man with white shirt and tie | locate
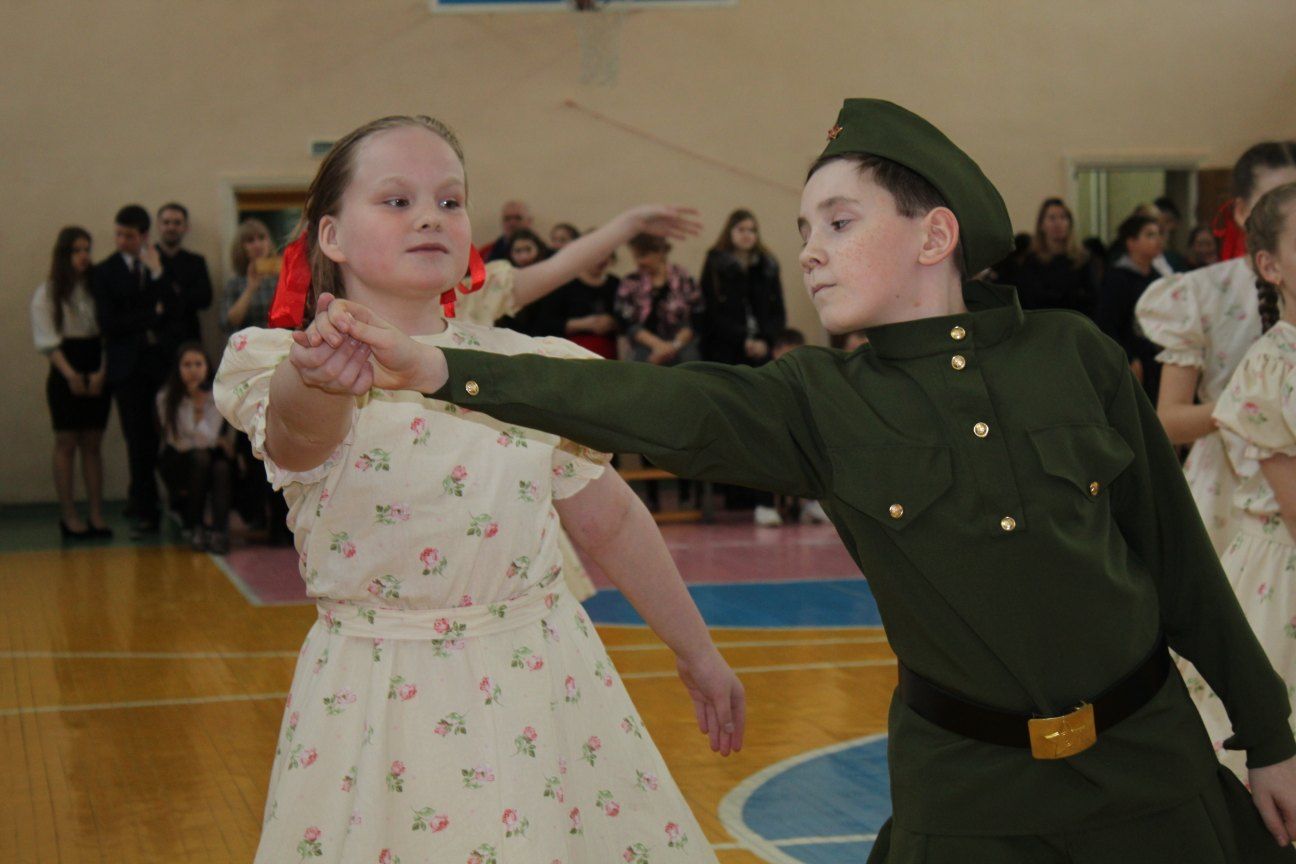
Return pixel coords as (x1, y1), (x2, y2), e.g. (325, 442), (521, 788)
(93, 204), (167, 534)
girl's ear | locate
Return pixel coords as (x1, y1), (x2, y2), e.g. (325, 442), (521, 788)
(318, 215), (346, 265)
(917, 206), (960, 268)
(1255, 249), (1283, 287)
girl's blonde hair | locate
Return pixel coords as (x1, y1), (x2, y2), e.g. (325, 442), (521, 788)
(1246, 181), (1296, 333)
(230, 218), (272, 274)
(1029, 197), (1087, 266)
(296, 115), (466, 320)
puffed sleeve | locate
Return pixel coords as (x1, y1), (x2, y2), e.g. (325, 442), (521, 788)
(30, 284), (59, 353)
(454, 260), (518, 326)
(1213, 336), (1296, 463)
(213, 327), (355, 490)
(529, 336), (612, 499)
(1135, 271), (1205, 368)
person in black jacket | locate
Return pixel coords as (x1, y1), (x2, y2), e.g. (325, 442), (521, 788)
(699, 209), (786, 366)
(92, 204), (168, 533)
(1014, 198), (1100, 317)
(154, 202), (213, 357)
(1097, 213), (1165, 405)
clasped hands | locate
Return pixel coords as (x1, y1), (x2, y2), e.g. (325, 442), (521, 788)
(288, 294), (448, 397)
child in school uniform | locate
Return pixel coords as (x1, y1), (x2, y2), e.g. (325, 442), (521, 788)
(216, 115), (742, 864)
(320, 99), (1296, 862)
(1191, 183), (1296, 778)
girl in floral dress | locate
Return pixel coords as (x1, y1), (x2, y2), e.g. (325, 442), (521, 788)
(1135, 142), (1296, 553)
(1191, 182), (1296, 778)
(215, 115), (743, 864)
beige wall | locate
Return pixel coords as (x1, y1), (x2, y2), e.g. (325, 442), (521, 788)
(4, 0), (1295, 502)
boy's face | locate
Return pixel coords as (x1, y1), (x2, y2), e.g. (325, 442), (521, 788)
(158, 208), (188, 245)
(798, 161), (930, 334)
(115, 225), (145, 257)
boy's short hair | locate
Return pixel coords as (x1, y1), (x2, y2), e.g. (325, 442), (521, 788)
(115, 204), (151, 233)
(628, 233), (670, 256)
(158, 202), (189, 221)
(774, 328), (806, 348)
(807, 153), (966, 278)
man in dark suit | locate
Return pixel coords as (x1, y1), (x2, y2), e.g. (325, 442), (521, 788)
(154, 202), (213, 356)
(478, 199), (532, 262)
(93, 204), (167, 533)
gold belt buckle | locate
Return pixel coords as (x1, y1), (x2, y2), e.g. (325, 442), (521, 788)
(1027, 703), (1096, 760)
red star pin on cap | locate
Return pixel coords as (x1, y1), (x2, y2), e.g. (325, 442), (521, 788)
(827, 124), (843, 141)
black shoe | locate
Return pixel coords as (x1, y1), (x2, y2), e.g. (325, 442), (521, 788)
(59, 519), (90, 539)
(87, 523), (115, 539)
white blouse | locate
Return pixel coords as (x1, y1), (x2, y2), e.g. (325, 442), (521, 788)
(30, 282), (99, 353)
(156, 390), (226, 452)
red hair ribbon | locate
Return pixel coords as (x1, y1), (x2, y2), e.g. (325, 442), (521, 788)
(439, 245), (487, 319)
(268, 233), (311, 329)
(1212, 200), (1247, 261)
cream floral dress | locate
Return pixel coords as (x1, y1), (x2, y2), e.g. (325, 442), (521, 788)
(215, 320), (713, 864)
(457, 260), (598, 602)
(1135, 257), (1261, 553)
(1179, 320), (1296, 779)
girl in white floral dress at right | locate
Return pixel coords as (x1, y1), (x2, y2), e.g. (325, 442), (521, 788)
(1195, 182), (1296, 779)
(215, 114), (743, 864)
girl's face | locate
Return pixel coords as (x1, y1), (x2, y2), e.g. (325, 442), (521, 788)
(244, 232), (272, 262)
(179, 350), (208, 391)
(1238, 166), (1296, 225)
(320, 126), (471, 300)
(730, 219), (758, 251)
(510, 238), (540, 267)
(798, 160), (929, 334)
(549, 226), (576, 249)
(1041, 205), (1071, 244)
(1127, 223), (1163, 263)
(70, 237), (92, 274)
(1190, 230), (1219, 265)
(1255, 203), (1296, 302)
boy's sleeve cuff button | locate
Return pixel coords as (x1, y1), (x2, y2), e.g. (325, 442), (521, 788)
(465, 380), (480, 396)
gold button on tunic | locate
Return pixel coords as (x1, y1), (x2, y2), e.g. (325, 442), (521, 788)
(950, 325), (967, 341)
(973, 422), (989, 438)
(889, 503), (905, 519)
(951, 355), (967, 371)
(465, 380), (480, 396)
(1089, 481), (1101, 496)
(1000, 515), (1017, 532)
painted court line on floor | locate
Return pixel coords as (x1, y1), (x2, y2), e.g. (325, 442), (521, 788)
(719, 733), (889, 864)
(0, 659), (897, 716)
(0, 635), (890, 661)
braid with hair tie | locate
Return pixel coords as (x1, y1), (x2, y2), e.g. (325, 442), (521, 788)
(1257, 277), (1282, 334)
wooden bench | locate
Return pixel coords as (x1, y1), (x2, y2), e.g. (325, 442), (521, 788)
(617, 466), (714, 524)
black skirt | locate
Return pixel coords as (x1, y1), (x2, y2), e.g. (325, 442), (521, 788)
(46, 336), (111, 431)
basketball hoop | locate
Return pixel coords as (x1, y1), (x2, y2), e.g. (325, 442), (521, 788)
(576, 0), (622, 85)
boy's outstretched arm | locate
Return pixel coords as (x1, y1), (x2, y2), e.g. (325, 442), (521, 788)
(556, 469), (744, 755)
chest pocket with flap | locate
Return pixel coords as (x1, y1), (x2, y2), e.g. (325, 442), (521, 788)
(1028, 423), (1135, 501)
(829, 445), (954, 531)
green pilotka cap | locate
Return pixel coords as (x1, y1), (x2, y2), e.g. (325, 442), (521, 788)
(819, 99), (1013, 276)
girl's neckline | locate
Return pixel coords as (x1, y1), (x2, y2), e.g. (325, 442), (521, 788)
(410, 318), (460, 344)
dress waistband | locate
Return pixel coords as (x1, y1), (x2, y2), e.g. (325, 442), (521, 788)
(1236, 513), (1296, 547)
(317, 579), (568, 642)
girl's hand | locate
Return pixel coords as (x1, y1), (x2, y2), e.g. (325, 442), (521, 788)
(1250, 756), (1296, 846)
(297, 294), (446, 393)
(87, 369), (106, 396)
(675, 647), (745, 756)
(287, 328), (374, 397)
(618, 205), (704, 243)
(65, 371), (88, 398)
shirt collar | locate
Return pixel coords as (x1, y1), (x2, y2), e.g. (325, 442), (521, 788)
(861, 280), (1024, 360)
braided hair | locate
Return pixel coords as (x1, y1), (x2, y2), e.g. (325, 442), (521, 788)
(1244, 182), (1296, 333)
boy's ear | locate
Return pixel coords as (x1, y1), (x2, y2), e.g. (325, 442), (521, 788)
(917, 206), (960, 268)
(318, 215), (346, 265)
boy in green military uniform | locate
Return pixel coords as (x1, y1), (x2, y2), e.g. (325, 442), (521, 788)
(291, 100), (1296, 861)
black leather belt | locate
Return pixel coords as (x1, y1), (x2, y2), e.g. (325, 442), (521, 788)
(898, 637), (1170, 759)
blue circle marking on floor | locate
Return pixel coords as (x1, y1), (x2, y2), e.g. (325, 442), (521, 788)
(584, 578), (882, 628)
(718, 734), (891, 863)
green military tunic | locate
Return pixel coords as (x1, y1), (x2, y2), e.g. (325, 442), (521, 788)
(432, 281), (1295, 859)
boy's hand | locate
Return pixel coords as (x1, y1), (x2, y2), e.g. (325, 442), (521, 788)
(298, 294), (447, 393)
(675, 647), (745, 757)
(1251, 756), (1296, 846)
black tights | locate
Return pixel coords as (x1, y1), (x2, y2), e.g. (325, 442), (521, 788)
(160, 447), (231, 531)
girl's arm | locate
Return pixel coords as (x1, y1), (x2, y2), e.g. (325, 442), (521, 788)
(511, 206), (701, 309)
(264, 335), (374, 472)
(555, 468), (743, 755)
(1155, 363), (1216, 445)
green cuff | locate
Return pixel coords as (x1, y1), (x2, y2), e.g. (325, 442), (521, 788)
(1226, 723), (1296, 770)
(429, 348), (497, 405)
